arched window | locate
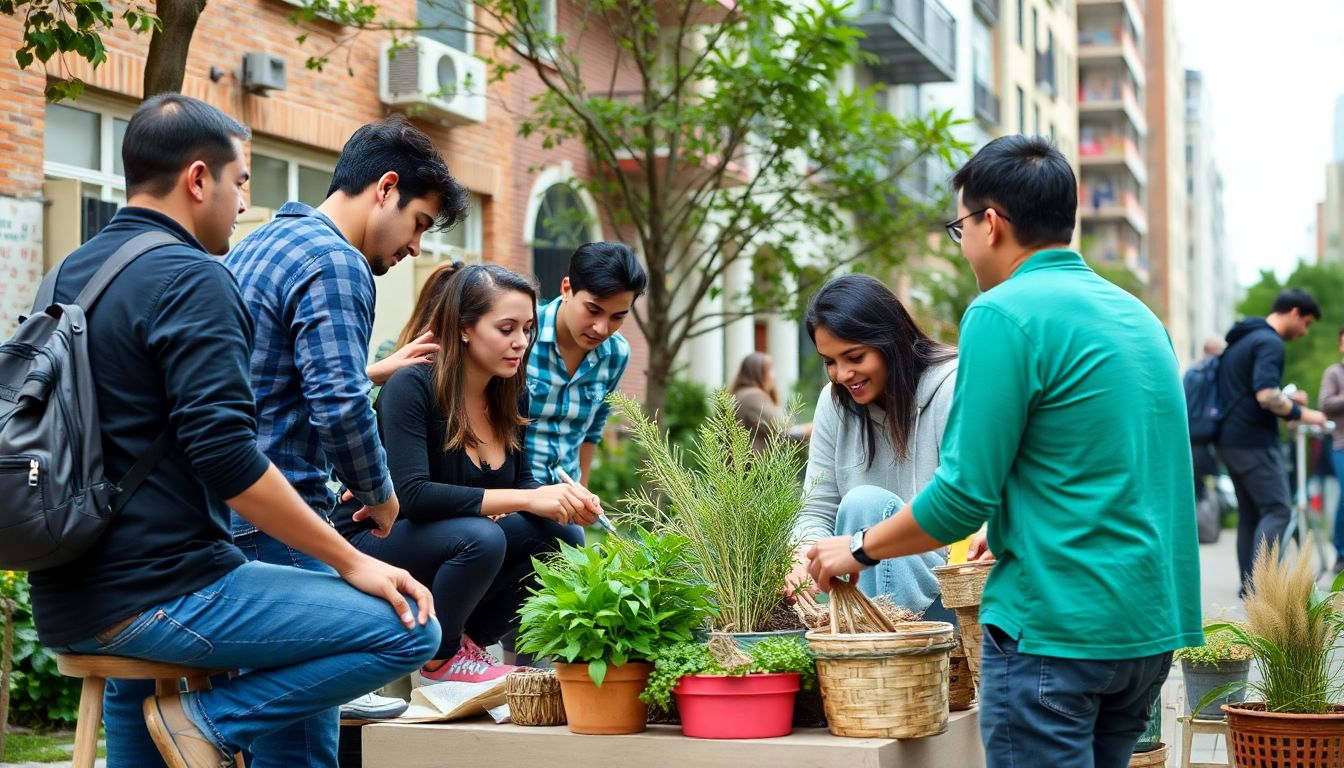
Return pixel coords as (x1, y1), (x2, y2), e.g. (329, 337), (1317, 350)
(532, 184), (591, 301)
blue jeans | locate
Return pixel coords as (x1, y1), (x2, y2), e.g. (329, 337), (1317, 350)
(65, 558), (440, 768)
(1332, 446), (1344, 560)
(835, 485), (953, 624)
(979, 625), (1172, 768)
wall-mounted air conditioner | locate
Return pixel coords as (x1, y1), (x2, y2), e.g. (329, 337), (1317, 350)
(379, 37), (487, 126)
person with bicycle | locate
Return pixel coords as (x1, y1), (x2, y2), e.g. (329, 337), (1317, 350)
(1215, 288), (1328, 593)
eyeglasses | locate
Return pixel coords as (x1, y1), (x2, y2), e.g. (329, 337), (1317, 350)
(944, 208), (1011, 244)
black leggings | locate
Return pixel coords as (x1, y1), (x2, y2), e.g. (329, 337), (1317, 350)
(350, 513), (584, 660)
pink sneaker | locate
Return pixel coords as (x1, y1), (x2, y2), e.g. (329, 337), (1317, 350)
(419, 637), (517, 685)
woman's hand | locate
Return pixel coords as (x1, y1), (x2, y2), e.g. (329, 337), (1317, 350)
(784, 545), (819, 605)
(367, 330), (438, 386)
(527, 484), (598, 525)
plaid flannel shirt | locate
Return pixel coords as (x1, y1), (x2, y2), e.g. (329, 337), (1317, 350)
(223, 202), (392, 533)
(524, 297), (630, 484)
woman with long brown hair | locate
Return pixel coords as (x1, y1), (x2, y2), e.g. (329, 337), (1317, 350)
(334, 264), (601, 686)
(730, 351), (811, 452)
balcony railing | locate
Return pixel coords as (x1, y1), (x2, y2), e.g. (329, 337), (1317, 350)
(851, 0), (958, 85)
(974, 80), (1000, 125)
(1079, 78), (1147, 133)
(1078, 27), (1145, 84)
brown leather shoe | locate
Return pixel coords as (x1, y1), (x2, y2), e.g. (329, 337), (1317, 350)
(143, 693), (233, 768)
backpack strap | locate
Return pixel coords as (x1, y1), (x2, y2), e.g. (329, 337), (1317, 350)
(111, 429), (173, 515)
(74, 231), (182, 312)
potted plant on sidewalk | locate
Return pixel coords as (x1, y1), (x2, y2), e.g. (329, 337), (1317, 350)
(641, 635), (817, 739)
(609, 390), (809, 644)
(1174, 623), (1252, 720)
(1197, 539), (1344, 766)
(516, 532), (716, 735)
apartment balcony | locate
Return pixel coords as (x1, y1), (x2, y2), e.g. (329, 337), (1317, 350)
(1079, 79), (1148, 135)
(894, 150), (951, 208)
(1079, 187), (1148, 235)
(973, 80), (1000, 126)
(1078, 27), (1145, 87)
(973, 0), (998, 24)
(1079, 133), (1147, 185)
(1078, 0), (1145, 37)
(850, 0), (957, 85)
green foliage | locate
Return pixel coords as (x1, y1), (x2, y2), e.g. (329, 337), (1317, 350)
(1238, 262), (1344, 400)
(1, 572), (79, 728)
(589, 378), (711, 508)
(610, 389), (807, 633)
(516, 533), (717, 686)
(0, 1), (160, 101)
(1173, 625), (1253, 666)
(1, 732), (86, 762)
(640, 636), (817, 710)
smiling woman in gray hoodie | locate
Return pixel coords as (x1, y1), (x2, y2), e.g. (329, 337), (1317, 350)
(787, 275), (958, 622)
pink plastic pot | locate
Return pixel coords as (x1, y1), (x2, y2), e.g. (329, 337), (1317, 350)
(673, 672), (801, 739)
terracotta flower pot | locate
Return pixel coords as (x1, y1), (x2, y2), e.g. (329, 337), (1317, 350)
(1223, 702), (1344, 768)
(552, 661), (652, 735)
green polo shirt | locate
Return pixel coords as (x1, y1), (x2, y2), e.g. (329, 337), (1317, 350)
(912, 249), (1202, 659)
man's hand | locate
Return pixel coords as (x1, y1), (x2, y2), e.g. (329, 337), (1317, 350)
(784, 545), (819, 605)
(367, 330), (438, 386)
(805, 535), (865, 592)
(338, 555), (434, 629)
(1299, 407), (1329, 427)
(347, 490), (400, 538)
(967, 529), (995, 561)
(1290, 390), (1310, 406)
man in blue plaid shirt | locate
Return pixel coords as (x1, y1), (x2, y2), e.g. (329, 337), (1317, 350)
(224, 116), (468, 768)
(525, 242), (648, 488)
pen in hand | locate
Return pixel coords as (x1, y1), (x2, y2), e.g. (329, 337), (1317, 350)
(555, 467), (622, 538)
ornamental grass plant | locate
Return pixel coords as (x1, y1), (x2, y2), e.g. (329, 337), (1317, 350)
(608, 390), (808, 634)
(1201, 538), (1344, 714)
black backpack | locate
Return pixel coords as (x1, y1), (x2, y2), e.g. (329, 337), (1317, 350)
(1184, 355), (1223, 445)
(0, 232), (175, 571)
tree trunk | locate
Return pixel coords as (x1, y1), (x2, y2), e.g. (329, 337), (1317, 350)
(0, 598), (14, 761)
(143, 0), (208, 98)
(643, 345), (673, 422)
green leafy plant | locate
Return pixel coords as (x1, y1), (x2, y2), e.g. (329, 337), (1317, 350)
(516, 532), (716, 686)
(1173, 624), (1252, 668)
(641, 636), (817, 710)
(1196, 540), (1344, 715)
(610, 389), (808, 634)
(1, 571), (78, 729)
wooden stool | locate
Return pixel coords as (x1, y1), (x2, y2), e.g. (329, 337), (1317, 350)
(56, 654), (243, 768)
(1178, 715), (1232, 768)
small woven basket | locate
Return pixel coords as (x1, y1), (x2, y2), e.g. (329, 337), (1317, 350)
(506, 668), (566, 726)
(931, 561), (993, 610)
(1128, 744), (1169, 767)
(806, 580), (956, 739)
(948, 649), (975, 711)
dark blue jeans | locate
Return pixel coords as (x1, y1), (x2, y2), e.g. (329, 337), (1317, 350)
(978, 625), (1172, 768)
(349, 512), (584, 661)
(64, 558), (440, 768)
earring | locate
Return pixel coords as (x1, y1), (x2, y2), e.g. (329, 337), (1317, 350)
(461, 336), (469, 344)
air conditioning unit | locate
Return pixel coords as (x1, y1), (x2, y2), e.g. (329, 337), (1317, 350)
(379, 37), (487, 126)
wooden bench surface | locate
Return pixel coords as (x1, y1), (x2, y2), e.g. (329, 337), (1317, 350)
(361, 709), (984, 768)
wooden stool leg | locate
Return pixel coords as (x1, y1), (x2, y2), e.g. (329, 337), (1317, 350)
(71, 676), (105, 768)
(1180, 717), (1195, 768)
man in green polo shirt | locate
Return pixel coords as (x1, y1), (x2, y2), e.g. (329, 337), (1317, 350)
(806, 135), (1201, 767)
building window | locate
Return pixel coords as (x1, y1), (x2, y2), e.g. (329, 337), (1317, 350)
(533, 184), (593, 301)
(44, 100), (131, 199)
(247, 143), (336, 211)
(1033, 103), (1041, 135)
(417, 192), (484, 289)
(1016, 0), (1024, 47)
(418, 0), (472, 53)
(1017, 86), (1026, 134)
(1032, 7), (1038, 51)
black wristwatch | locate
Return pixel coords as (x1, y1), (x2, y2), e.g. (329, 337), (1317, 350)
(849, 527), (879, 567)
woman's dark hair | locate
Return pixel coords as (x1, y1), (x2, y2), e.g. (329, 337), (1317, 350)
(951, 134), (1076, 248)
(428, 264), (538, 453)
(328, 115), (470, 232)
(397, 259), (465, 349)
(122, 93), (251, 197)
(805, 274), (956, 466)
(568, 241), (648, 299)
(731, 352), (779, 405)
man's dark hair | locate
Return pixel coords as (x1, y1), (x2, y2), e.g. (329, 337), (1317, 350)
(1271, 288), (1321, 320)
(327, 115), (469, 231)
(951, 134), (1076, 248)
(122, 94), (251, 198)
(567, 242), (648, 299)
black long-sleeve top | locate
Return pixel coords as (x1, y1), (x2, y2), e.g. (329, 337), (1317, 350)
(334, 363), (539, 537)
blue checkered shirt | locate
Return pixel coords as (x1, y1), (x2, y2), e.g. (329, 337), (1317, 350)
(223, 202), (392, 534)
(524, 297), (630, 484)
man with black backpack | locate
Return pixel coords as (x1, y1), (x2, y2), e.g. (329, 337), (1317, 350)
(1185, 336), (1226, 543)
(10, 94), (438, 768)
(1216, 288), (1328, 593)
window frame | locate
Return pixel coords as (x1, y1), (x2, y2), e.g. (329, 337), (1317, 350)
(42, 95), (134, 206)
(246, 138), (338, 211)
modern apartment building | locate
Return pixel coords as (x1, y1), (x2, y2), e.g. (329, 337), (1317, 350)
(1184, 69), (1233, 358)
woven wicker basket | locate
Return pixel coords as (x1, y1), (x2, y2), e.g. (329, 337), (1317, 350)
(953, 606), (984, 680)
(1128, 744), (1169, 767)
(948, 651), (975, 711)
(506, 668), (566, 726)
(931, 561), (992, 609)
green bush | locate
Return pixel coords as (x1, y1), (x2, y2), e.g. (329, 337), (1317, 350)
(2, 571), (80, 728)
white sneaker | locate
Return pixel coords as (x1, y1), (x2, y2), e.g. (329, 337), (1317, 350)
(339, 692), (409, 720)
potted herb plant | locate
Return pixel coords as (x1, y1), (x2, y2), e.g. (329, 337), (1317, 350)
(609, 390), (809, 644)
(1197, 540), (1344, 765)
(1173, 623), (1252, 720)
(516, 532), (716, 735)
(641, 636), (817, 739)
